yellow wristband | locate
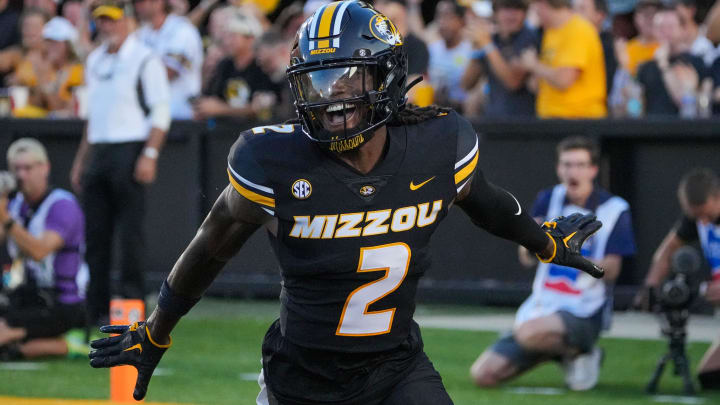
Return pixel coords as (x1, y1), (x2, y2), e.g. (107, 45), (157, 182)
(536, 232), (557, 263)
(145, 325), (172, 349)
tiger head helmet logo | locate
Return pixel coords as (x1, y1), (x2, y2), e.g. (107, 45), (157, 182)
(370, 14), (402, 46)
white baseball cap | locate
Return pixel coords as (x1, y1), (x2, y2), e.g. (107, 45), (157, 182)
(226, 10), (263, 38)
(471, 1), (494, 18)
(43, 17), (78, 42)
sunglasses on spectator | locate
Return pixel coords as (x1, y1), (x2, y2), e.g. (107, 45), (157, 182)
(11, 162), (43, 173)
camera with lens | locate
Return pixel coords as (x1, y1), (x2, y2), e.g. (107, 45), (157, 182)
(657, 246), (703, 311)
(0, 171), (17, 196)
(646, 246), (703, 395)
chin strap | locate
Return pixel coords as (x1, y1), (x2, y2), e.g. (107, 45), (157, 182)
(401, 76), (424, 99)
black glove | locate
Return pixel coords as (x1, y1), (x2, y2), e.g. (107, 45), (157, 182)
(89, 321), (171, 400)
(536, 213), (604, 279)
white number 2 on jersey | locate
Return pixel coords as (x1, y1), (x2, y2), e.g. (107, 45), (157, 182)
(336, 243), (411, 336)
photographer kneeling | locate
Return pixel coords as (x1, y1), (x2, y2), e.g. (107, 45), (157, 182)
(636, 168), (720, 390)
(0, 138), (88, 360)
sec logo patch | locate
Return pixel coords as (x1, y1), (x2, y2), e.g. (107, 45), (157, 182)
(291, 179), (312, 199)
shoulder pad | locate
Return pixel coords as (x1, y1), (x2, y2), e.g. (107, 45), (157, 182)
(453, 112), (479, 192)
(227, 128), (280, 216)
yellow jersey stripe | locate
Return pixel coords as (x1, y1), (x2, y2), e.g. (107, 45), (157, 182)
(455, 137), (478, 169)
(454, 151), (478, 184)
(227, 169), (275, 208)
(317, 2), (339, 48)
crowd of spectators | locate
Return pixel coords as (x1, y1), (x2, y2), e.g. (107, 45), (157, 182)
(3, 0), (720, 120)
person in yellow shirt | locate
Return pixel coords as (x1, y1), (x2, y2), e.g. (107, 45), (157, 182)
(625, 0), (660, 75)
(10, 17), (83, 117)
(519, 0), (606, 118)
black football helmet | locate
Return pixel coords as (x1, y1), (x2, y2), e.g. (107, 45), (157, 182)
(287, 1), (408, 152)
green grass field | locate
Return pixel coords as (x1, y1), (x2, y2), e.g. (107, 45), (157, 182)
(1, 299), (718, 405)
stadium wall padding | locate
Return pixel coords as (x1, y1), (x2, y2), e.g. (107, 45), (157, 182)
(1, 118), (718, 308)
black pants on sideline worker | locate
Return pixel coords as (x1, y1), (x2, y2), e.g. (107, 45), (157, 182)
(83, 142), (146, 325)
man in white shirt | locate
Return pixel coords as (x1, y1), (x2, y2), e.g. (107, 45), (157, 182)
(70, 2), (171, 326)
(135, 0), (203, 119)
(471, 137), (636, 391)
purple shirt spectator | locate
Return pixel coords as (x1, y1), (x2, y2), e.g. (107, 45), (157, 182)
(7, 188), (87, 304)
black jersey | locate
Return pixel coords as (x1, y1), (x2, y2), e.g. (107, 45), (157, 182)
(227, 110), (478, 353)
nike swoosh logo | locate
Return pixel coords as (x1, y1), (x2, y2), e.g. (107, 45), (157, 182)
(507, 191), (522, 215)
(124, 343), (143, 354)
(563, 231), (577, 248)
(410, 176), (435, 191)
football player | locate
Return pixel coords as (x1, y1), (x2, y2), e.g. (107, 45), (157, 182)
(88, 2), (604, 404)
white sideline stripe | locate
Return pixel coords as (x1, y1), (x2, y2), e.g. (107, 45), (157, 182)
(505, 387), (565, 395)
(228, 164), (274, 194)
(415, 312), (718, 342)
(0, 362), (48, 371)
(152, 367), (174, 376)
(454, 137), (478, 169)
(240, 372), (260, 381)
(0, 396), (181, 404)
(652, 395), (706, 404)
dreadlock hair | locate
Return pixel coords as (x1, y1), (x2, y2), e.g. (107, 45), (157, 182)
(387, 104), (453, 126)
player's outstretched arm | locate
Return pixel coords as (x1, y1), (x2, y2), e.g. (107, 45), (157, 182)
(89, 186), (270, 400)
(455, 170), (604, 278)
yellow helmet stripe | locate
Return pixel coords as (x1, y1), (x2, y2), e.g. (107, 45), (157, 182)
(317, 2), (340, 49)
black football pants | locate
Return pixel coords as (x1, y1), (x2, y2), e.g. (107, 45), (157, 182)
(264, 351), (454, 405)
(83, 142), (146, 324)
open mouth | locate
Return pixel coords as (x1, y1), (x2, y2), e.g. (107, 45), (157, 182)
(321, 102), (359, 128)
(325, 103), (357, 125)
